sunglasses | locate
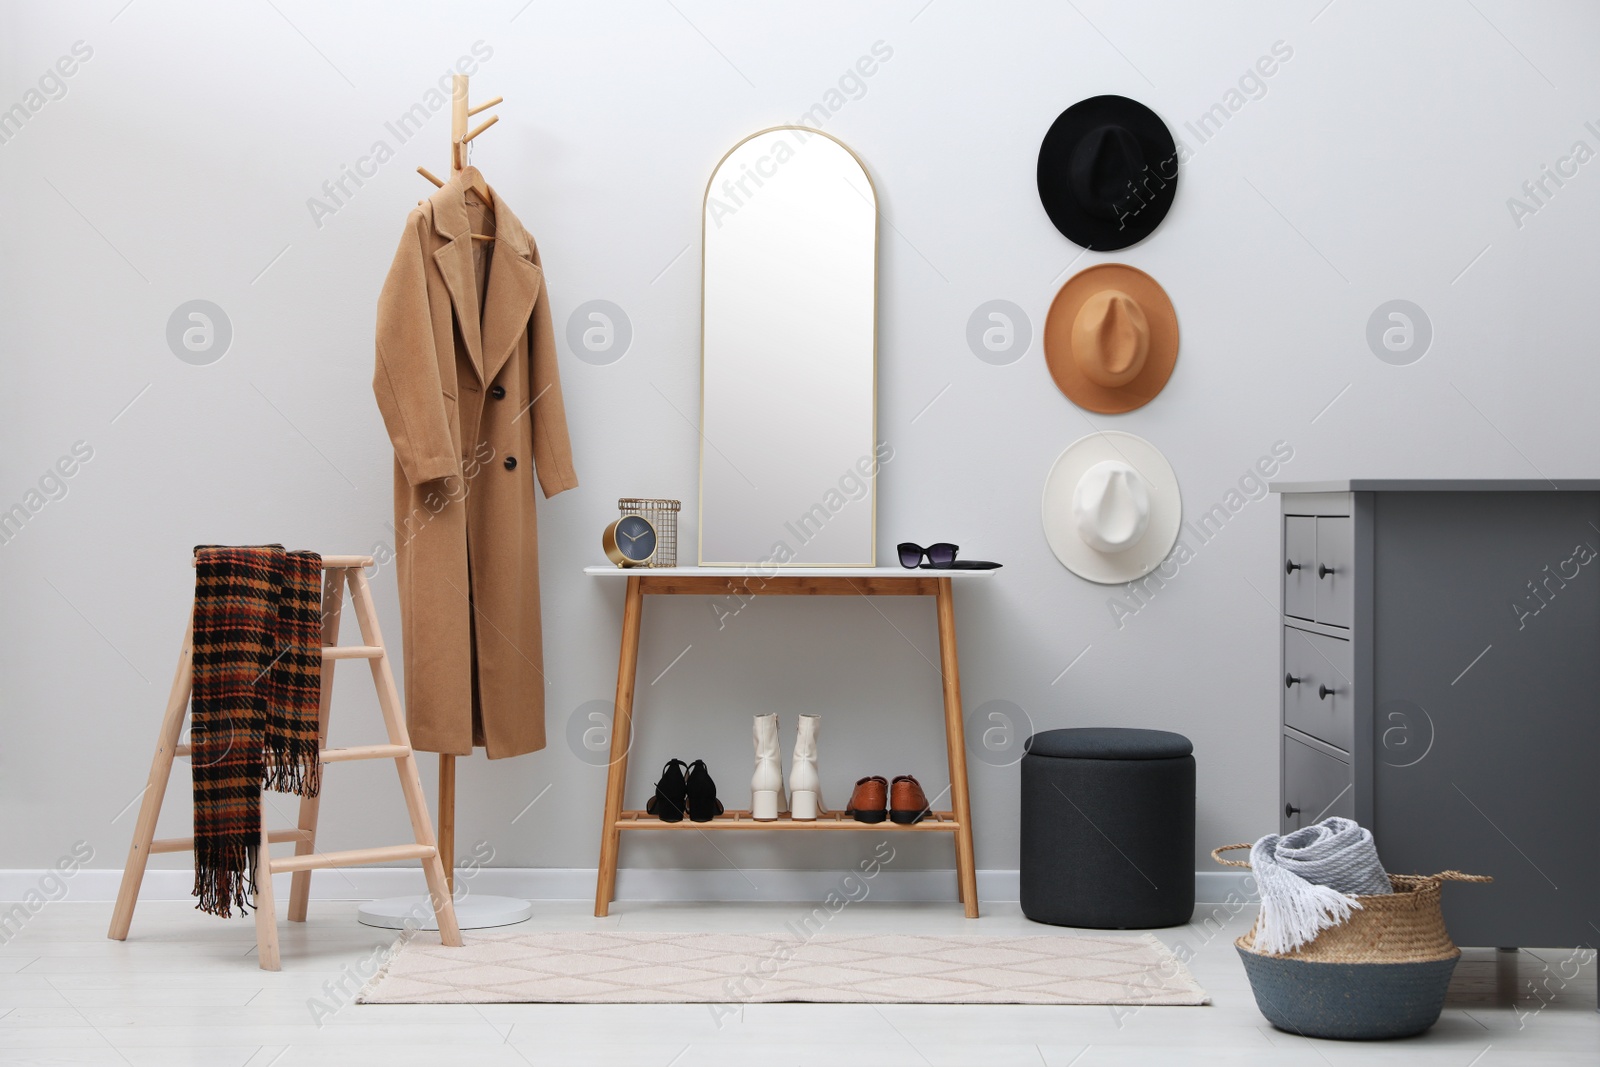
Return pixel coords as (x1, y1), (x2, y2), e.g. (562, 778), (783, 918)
(898, 542), (959, 569)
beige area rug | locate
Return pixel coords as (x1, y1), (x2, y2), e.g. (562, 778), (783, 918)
(359, 929), (1209, 1005)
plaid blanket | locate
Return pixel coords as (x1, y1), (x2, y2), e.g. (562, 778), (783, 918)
(190, 545), (324, 918)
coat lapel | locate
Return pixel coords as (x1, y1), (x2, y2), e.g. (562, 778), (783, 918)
(428, 175), (484, 383)
(479, 192), (542, 387)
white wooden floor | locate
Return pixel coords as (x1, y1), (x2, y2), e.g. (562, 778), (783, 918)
(1, 898), (1594, 1066)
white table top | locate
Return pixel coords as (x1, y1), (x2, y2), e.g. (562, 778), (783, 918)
(583, 565), (998, 578)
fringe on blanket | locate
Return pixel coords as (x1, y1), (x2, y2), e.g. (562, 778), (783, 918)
(1251, 816), (1392, 956)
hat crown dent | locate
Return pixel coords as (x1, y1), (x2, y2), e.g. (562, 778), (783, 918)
(1072, 460), (1150, 554)
(1073, 289), (1149, 387)
(1068, 124), (1145, 220)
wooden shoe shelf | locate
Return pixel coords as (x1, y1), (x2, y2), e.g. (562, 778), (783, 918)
(584, 566), (994, 918)
(613, 809), (962, 831)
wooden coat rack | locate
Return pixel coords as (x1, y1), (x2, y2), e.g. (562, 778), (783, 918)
(416, 72), (500, 210)
(409, 76), (503, 903)
(362, 75), (528, 932)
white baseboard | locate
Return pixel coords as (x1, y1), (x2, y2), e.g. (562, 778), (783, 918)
(2, 868), (1256, 906)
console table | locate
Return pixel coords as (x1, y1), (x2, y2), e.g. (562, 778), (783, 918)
(584, 566), (994, 918)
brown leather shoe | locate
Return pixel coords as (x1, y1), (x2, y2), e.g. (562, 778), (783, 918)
(890, 774), (931, 824)
(846, 776), (888, 824)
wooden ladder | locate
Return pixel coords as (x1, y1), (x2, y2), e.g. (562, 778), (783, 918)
(106, 554), (462, 970)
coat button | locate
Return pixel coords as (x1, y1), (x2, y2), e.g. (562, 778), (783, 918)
(490, 385), (506, 399)
(503, 456), (518, 470)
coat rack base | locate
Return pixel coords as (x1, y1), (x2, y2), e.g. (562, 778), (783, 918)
(358, 893), (533, 931)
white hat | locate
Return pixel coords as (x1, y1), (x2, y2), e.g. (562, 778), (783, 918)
(1042, 431), (1182, 584)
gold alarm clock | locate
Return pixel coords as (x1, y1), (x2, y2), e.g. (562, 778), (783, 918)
(602, 514), (657, 567)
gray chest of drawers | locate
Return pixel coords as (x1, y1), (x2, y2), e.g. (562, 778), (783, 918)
(1272, 480), (1600, 950)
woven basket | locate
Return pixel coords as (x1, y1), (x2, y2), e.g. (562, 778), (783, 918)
(1213, 842), (1491, 1039)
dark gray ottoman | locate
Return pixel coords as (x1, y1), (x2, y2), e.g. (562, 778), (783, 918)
(1020, 727), (1195, 928)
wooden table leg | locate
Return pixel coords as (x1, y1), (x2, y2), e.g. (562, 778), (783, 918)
(595, 576), (644, 917)
(935, 577), (979, 918)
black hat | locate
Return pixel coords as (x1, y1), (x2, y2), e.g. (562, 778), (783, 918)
(1036, 95), (1179, 251)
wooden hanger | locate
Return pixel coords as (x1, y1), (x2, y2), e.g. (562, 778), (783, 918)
(458, 166), (492, 209)
(416, 76), (500, 242)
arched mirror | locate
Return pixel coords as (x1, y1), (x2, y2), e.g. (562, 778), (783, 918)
(699, 127), (878, 567)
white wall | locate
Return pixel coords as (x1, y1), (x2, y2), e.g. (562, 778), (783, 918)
(4, 1), (1598, 886)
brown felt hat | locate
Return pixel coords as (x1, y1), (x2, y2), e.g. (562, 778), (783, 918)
(1044, 263), (1178, 414)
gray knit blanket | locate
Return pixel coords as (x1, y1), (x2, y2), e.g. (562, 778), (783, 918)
(1251, 817), (1393, 956)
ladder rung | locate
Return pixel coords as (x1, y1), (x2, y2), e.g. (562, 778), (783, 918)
(172, 743), (410, 762)
(319, 555), (374, 570)
(269, 843), (435, 874)
(320, 744), (409, 763)
(323, 645), (383, 659)
(149, 828), (312, 854)
(189, 554), (373, 570)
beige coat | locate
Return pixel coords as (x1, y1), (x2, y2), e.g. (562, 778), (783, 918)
(374, 171), (577, 758)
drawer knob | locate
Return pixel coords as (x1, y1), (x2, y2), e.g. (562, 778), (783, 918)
(1285, 559), (1302, 575)
(1318, 563), (1335, 579)
(1318, 684), (1336, 700)
(1284, 673), (1302, 689)
(1285, 803), (1301, 818)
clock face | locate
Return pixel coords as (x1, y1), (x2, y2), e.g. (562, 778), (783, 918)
(615, 515), (657, 561)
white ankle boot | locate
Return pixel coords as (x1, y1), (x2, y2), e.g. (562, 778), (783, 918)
(789, 714), (822, 820)
(751, 713), (787, 821)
